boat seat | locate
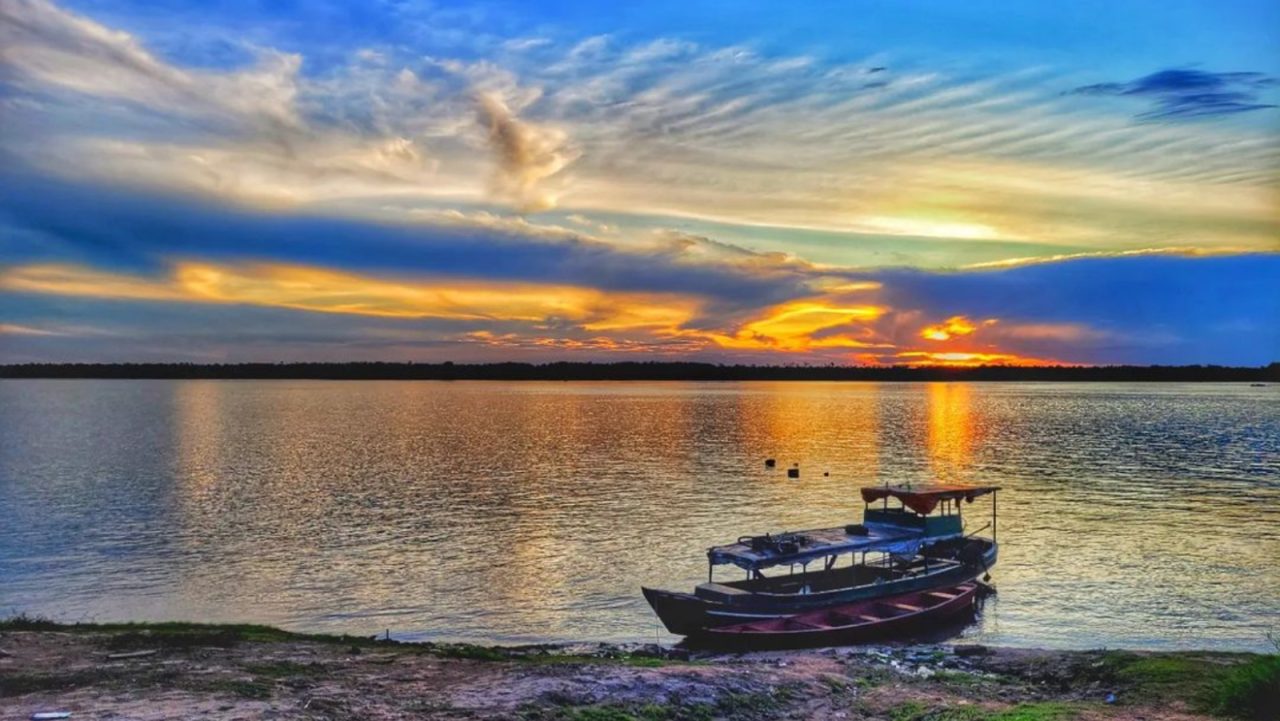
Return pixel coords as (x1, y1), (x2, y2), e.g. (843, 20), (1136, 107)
(858, 615), (882, 623)
(889, 602), (924, 613)
(695, 582), (752, 603)
(925, 591), (959, 600)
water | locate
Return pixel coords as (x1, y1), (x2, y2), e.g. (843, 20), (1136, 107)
(1, 380), (1277, 652)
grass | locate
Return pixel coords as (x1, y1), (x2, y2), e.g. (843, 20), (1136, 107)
(0, 616), (692, 669)
(1076, 649), (1280, 720)
(520, 687), (796, 721)
(1201, 654), (1280, 721)
(191, 678), (274, 700)
(889, 701), (1082, 721)
(930, 669), (991, 687)
(0, 613), (64, 632)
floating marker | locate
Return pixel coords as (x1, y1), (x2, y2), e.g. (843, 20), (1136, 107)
(787, 467), (800, 479)
(764, 458), (776, 468)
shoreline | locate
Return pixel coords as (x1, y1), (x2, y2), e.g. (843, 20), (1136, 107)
(2, 619), (1275, 720)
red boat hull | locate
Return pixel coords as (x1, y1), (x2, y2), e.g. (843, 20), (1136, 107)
(696, 582), (979, 650)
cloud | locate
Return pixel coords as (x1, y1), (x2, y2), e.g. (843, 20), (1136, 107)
(962, 246), (1255, 269)
(0, 323), (64, 336)
(920, 316), (994, 341)
(0, 0), (302, 133)
(475, 91), (579, 212)
(0, 170), (837, 312)
(1070, 68), (1278, 120)
(0, 261), (702, 333)
(3, 1), (1277, 261)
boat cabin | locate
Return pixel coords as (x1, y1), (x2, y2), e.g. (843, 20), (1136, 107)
(860, 483), (999, 540)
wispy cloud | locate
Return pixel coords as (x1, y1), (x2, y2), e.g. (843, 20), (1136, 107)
(3, 0), (1276, 260)
(1070, 68), (1277, 121)
(474, 91), (579, 212)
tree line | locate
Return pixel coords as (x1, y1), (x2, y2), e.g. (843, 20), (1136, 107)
(1, 362), (1276, 381)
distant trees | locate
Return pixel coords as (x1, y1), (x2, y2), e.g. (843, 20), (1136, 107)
(0, 361), (1275, 382)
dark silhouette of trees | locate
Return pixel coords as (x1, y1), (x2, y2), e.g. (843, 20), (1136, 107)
(1, 362), (1275, 382)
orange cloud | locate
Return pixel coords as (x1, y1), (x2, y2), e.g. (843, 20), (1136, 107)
(705, 301), (889, 351)
(920, 315), (995, 341)
(0, 262), (700, 332)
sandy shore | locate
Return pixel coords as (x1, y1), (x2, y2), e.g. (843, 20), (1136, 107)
(1, 621), (1272, 721)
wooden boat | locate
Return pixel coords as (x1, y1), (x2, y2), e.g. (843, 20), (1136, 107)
(697, 582), (979, 649)
(642, 484), (999, 636)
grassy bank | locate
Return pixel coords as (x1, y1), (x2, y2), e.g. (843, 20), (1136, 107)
(2, 617), (1276, 721)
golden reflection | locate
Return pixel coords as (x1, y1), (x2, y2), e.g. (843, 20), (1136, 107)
(927, 383), (973, 479)
(172, 380), (226, 499)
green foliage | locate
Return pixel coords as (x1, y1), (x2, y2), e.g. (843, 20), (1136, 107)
(1202, 655), (1280, 721)
(102, 628), (243, 650)
(1088, 648), (1279, 717)
(431, 643), (509, 661)
(991, 704), (1080, 721)
(0, 613), (63, 632)
(521, 687), (794, 721)
(888, 701), (1080, 721)
(931, 670), (989, 687)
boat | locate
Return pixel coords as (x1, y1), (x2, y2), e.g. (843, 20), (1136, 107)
(698, 581), (979, 649)
(642, 483), (999, 636)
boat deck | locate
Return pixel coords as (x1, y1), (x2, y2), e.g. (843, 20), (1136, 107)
(707, 523), (935, 571)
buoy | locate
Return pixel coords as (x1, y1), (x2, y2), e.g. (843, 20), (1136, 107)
(823, 471), (829, 477)
(787, 467), (800, 479)
(764, 458), (776, 468)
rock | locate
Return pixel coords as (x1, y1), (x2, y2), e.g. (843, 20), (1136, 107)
(0, 648), (12, 658)
(953, 644), (992, 657)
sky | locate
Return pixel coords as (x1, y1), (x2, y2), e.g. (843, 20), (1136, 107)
(1, 0), (1277, 365)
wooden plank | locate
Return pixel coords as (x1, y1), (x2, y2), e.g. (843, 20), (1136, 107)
(889, 602), (924, 613)
(858, 615), (882, 623)
(925, 591), (959, 600)
(785, 619), (827, 630)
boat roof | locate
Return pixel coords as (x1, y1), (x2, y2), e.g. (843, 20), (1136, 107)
(860, 483), (999, 516)
(707, 523), (930, 571)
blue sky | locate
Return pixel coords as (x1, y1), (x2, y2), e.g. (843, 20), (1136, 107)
(1, 0), (1277, 364)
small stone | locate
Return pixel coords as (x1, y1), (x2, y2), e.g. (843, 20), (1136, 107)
(953, 644), (991, 657)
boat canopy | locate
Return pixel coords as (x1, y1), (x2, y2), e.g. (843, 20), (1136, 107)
(707, 523), (928, 571)
(860, 484), (1000, 516)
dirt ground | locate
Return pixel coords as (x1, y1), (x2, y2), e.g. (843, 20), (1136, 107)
(0, 626), (1261, 721)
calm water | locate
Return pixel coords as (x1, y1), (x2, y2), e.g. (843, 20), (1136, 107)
(1, 380), (1277, 651)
